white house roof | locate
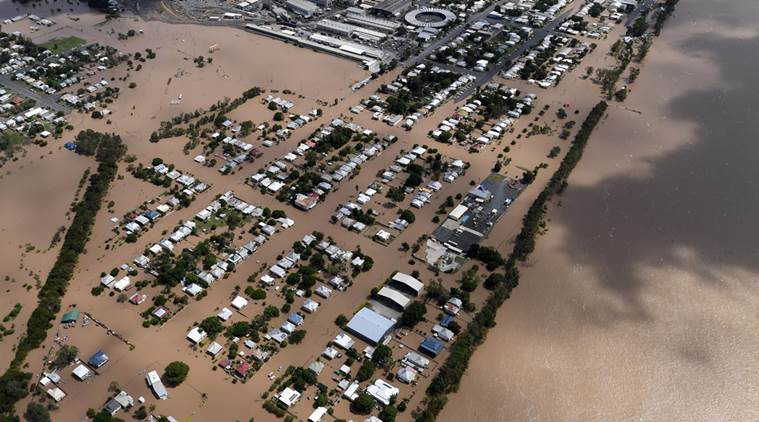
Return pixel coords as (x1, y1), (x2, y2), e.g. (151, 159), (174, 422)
(231, 295), (248, 310)
(366, 379), (399, 405)
(72, 364), (91, 380)
(186, 327), (207, 343)
(333, 333), (354, 350)
(277, 387), (302, 407)
(206, 341), (223, 356)
(217, 307), (233, 321)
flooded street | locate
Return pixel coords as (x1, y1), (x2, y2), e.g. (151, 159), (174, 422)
(440, 0), (759, 421)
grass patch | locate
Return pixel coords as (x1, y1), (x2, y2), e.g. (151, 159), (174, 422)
(0, 131), (28, 154)
(40, 36), (86, 54)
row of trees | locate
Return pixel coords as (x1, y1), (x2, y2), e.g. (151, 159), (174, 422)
(0, 131), (125, 416)
(414, 102), (608, 421)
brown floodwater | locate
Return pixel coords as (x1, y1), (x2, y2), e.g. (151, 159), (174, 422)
(440, 1), (759, 421)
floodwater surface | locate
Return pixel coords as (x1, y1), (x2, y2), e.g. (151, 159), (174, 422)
(440, 0), (759, 421)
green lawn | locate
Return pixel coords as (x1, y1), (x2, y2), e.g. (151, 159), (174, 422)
(40, 36), (86, 54)
(0, 131), (27, 153)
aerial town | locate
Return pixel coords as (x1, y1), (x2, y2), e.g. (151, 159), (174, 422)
(4, 1), (756, 422)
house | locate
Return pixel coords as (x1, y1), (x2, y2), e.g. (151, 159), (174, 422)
(294, 193), (319, 210)
(346, 307), (395, 345)
(315, 285), (332, 298)
(88, 350), (109, 368)
(151, 306), (171, 320)
(420, 336), (445, 357)
(206, 342), (223, 357)
(100, 274), (115, 288)
(322, 346), (340, 360)
(301, 299), (319, 313)
(288, 313), (304, 326)
(72, 364), (92, 381)
(432, 324), (455, 341)
(277, 387), (302, 408)
(280, 321), (296, 334)
(366, 379), (399, 406)
(333, 333), (354, 350)
(397, 366), (418, 383)
(217, 307), (233, 321)
(235, 362), (251, 377)
(112, 276), (131, 292)
(183, 283), (204, 297)
(402, 352), (430, 371)
(186, 327), (207, 343)
(146, 370), (168, 400)
(47, 387), (66, 402)
(231, 295), (248, 310)
(444, 297), (463, 315)
(308, 407), (329, 422)
(129, 294), (147, 305)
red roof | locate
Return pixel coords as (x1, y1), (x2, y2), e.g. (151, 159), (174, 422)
(236, 362), (251, 376)
(218, 359), (231, 369)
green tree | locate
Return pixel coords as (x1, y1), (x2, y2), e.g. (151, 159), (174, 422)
(199, 317), (224, 337)
(399, 301), (426, 328)
(163, 361), (190, 387)
(355, 360), (376, 382)
(371, 344), (392, 367)
(24, 402), (50, 422)
(53, 344), (79, 368)
(351, 392), (375, 414)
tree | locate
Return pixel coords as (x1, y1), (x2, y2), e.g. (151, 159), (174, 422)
(53, 344), (79, 368)
(273, 112), (284, 121)
(227, 321), (250, 338)
(335, 314), (348, 328)
(379, 404), (398, 422)
(355, 360), (376, 382)
(163, 361), (189, 387)
(351, 392), (376, 414)
(199, 317), (224, 337)
(399, 301), (426, 328)
(289, 330), (306, 344)
(371, 344), (392, 367)
(589, 3), (603, 17)
(399, 209), (416, 223)
(24, 402), (50, 422)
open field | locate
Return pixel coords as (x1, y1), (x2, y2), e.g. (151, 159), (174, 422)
(39, 35), (86, 54)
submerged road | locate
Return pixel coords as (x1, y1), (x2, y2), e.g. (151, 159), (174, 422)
(0, 74), (68, 113)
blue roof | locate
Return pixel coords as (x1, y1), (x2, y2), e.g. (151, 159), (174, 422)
(88, 350), (109, 367)
(288, 313), (303, 325)
(346, 307), (395, 345)
(145, 210), (160, 219)
(440, 315), (454, 327)
(420, 336), (444, 356)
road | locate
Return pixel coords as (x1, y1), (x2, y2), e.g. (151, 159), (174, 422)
(0, 74), (69, 113)
(451, 6), (578, 100)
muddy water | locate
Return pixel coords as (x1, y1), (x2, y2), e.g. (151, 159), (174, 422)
(440, 1), (759, 421)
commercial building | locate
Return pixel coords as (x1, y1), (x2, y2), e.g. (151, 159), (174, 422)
(371, 0), (412, 17)
(390, 272), (424, 295)
(377, 286), (411, 310)
(346, 307), (395, 345)
(285, 0), (319, 18)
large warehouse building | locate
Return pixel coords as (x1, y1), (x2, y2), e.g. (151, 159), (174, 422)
(346, 307), (396, 345)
